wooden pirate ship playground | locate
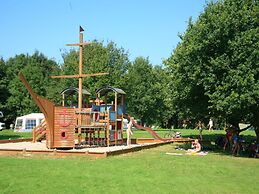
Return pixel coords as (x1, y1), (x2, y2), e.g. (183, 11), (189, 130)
(10, 26), (191, 153)
(18, 26), (127, 149)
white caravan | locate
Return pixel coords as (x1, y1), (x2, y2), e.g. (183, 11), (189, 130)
(14, 113), (45, 132)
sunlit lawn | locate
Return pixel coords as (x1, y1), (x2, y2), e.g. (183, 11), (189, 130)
(0, 130), (32, 140)
(1, 128), (256, 142)
(0, 129), (258, 194)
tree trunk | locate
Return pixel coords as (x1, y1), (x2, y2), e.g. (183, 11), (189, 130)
(254, 128), (259, 144)
(167, 117), (175, 129)
(253, 111), (259, 144)
(172, 114), (179, 129)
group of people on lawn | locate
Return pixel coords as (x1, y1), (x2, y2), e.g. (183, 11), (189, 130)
(128, 116), (242, 156)
(193, 119), (241, 156)
(223, 125), (241, 156)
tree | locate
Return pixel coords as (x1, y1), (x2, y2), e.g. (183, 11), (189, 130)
(164, 0), (259, 140)
(124, 57), (153, 124)
(124, 57), (172, 126)
(0, 58), (9, 122)
(4, 52), (61, 124)
(150, 66), (175, 128)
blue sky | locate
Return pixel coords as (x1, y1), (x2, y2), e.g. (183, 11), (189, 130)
(0, 0), (206, 65)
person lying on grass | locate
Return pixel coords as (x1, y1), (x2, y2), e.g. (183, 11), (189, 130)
(187, 139), (201, 154)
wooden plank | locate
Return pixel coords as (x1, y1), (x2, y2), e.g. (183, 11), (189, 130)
(53, 107), (75, 148)
(66, 42), (91, 46)
(50, 72), (109, 79)
(75, 125), (105, 129)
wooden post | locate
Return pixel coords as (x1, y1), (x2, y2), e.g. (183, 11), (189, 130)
(104, 93), (107, 111)
(78, 32), (83, 144)
(32, 128), (36, 143)
(79, 32), (83, 110)
(121, 95), (124, 140)
(62, 94), (65, 107)
(107, 109), (110, 147)
(115, 92), (118, 145)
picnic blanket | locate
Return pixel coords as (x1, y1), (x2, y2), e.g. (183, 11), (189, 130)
(186, 151), (208, 156)
(165, 151), (208, 156)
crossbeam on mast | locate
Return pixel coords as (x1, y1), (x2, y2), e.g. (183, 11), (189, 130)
(66, 42), (91, 46)
(50, 72), (109, 79)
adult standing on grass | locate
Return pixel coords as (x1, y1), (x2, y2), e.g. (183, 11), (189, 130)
(208, 118), (213, 132)
(223, 125), (234, 151)
(127, 117), (134, 146)
(232, 129), (240, 156)
(196, 120), (204, 140)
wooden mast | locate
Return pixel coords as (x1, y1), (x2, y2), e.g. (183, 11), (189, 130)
(79, 31), (83, 111)
(77, 28), (83, 143)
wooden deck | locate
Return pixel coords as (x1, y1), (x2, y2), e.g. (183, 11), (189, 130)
(0, 138), (193, 158)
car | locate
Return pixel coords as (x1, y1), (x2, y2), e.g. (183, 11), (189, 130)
(0, 122), (6, 131)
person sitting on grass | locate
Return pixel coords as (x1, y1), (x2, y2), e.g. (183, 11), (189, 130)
(187, 139), (201, 154)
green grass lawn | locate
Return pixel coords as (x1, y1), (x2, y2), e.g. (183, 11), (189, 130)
(0, 129), (258, 194)
(1, 128), (256, 142)
(0, 144), (259, 194)
(0, 130), (32, 140)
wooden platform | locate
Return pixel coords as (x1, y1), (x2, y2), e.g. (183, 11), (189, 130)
(0, 138), (193, 158)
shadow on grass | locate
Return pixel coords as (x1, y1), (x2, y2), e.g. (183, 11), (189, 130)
(0, 134), (22, 140)
(178, 133), (258, 159)
(0, 130), (32, 140)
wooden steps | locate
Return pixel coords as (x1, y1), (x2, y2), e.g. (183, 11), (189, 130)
(32, 120), (47, 143)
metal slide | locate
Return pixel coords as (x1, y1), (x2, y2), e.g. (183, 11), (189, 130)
(126, 115), (169, 141)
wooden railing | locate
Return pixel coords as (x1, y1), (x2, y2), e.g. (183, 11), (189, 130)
(75, 110), (107, 127)
(32, 120), (47, 143)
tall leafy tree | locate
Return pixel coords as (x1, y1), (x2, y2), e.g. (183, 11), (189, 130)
(165, 0), (259, 140)
(150, 66), (175, 127)
(0, 58), (9, 122)
(124, 57), (153, 124)
(124, 57), (171, 126)
(5, 52), (61, 124)
(83, 41), (129, 94)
